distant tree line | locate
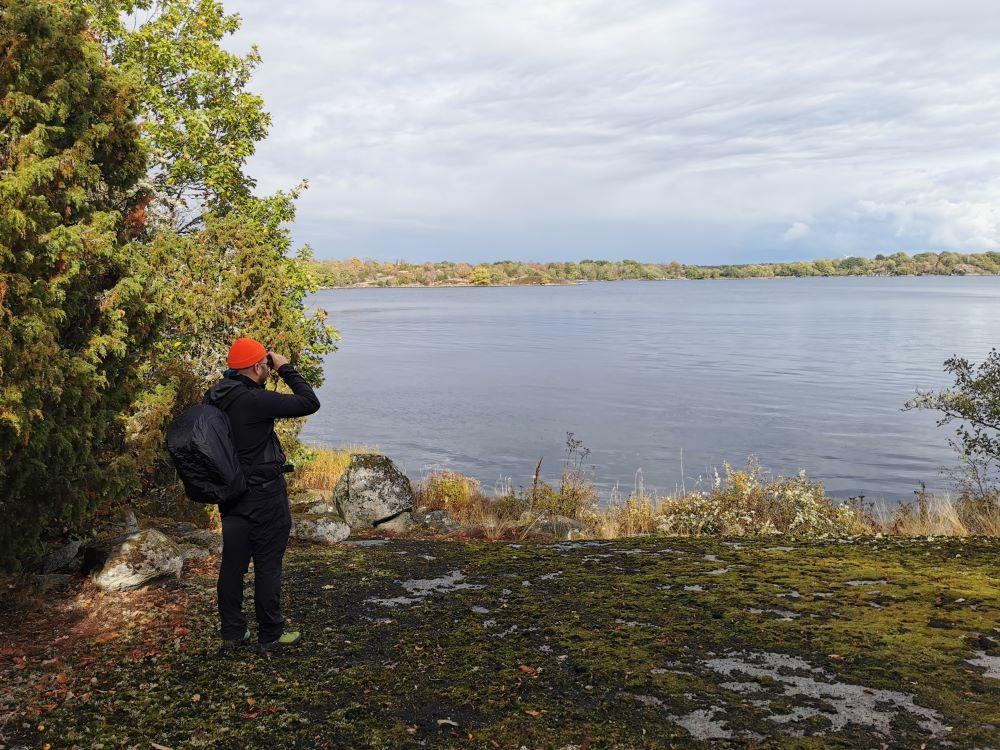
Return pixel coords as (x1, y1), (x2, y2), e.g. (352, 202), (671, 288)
(309, 251), (1000, 287)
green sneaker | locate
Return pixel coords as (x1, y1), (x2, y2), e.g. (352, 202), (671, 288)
(259, 631), (301, 653)
(221, 627), (251, 652)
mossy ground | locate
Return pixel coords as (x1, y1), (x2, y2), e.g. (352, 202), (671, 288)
(4, 536), (1000, 748)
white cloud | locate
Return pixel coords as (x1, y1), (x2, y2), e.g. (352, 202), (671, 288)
(783, 222), (810, 242)
(221, 0), (1000, 261)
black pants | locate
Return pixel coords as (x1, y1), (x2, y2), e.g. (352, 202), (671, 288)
(217, 489), (292, 643)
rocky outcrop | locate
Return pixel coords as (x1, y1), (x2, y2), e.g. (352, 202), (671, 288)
(333, 454), (415, 529)
(291, 512), (351, 544)
(83, 529), (184, 592)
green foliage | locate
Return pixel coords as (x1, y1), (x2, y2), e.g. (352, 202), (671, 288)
(87, 0), (270, 231)
(906, 350), (1000, 463)
(82, 0), (339, 505)
(906, 350), (1000, 511)
(0, 0), (158, 569)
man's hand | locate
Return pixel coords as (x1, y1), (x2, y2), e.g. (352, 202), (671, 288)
(268, 351), (290, 370)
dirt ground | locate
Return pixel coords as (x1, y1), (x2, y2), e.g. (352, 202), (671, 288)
(2, 535), (999, 748)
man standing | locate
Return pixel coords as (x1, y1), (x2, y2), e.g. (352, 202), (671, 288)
(204, 338), (320, 652)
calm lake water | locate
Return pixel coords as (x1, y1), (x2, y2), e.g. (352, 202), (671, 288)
(301, 277), (1000, 503)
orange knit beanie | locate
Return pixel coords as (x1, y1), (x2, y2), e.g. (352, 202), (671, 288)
(228, 338), (267, 369)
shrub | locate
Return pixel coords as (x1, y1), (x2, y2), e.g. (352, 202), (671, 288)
(654, 459), (871, 537)
(415, 471), (488, 521)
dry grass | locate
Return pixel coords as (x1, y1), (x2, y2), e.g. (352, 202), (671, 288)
(876, 492), (1000, 536)
(291, 444), (381, 492)
(595, 486), (660, 538)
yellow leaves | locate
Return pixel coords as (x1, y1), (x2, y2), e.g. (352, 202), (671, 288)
(94, 631), (119, 644)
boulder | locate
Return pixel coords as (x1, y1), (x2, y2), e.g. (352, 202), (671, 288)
(43, 540), (82, 574)
(291, 512), (351, 543)
(414, 509), (461, 533)
(178, 543), (211, 561)
(332, 454), (415, 529)
(291, 500), (339, 515)
(83, 529), (183, 592)
(177, 528), (222, 555)
(374, 511), (414, 533)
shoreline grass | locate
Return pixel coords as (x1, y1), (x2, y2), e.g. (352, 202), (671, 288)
(297, 445), (999, 539)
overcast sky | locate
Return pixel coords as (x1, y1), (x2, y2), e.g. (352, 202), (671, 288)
(223, 0), (1000, 264)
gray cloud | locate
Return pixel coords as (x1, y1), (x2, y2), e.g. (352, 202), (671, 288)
(224, 0), (1000, 262)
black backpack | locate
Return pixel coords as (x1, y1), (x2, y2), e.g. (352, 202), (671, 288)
(166, 404), (247, 504)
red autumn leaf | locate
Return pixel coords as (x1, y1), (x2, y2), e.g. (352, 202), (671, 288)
(241, 712), (258, 719)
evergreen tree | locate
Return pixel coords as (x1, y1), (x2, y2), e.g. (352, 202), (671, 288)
(0, 0), (159, 568)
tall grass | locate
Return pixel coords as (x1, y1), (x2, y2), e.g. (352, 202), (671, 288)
(290, 444), (381, 492)
(295, 445), (1000, 540)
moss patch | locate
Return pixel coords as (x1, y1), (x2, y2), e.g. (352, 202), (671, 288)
(6, 536), (1000, 748)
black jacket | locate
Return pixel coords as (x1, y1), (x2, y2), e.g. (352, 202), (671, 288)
(203, 364), (320, 514)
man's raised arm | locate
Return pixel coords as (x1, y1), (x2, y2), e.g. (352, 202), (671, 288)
(255, 352), (320, 418)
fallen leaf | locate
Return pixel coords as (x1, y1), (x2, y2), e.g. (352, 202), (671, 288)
(95, 632), (119, 645)
(241, 712), (258, 719)
(56, 673), (67, 684)
(190, 694), (201, 702)
(246, 697), (256, 707)
(150, 743), (174, 750)
(436, 718), (459, 727)
(524, 709), (541, 717)
(519, 664), (537, 675)
(173, 626), (190, 636)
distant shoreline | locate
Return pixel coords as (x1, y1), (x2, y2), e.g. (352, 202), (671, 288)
(307, 252), (1000, 288)
(314, 272), (1000, 291)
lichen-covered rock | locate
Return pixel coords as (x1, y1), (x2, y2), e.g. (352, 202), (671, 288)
(374, 511), (414, 533)
(177, 528), (222, 555)
(43, 540), (82, 573)
(178, 543), (211, 561)
(291, 500), (339, 515)
(414, 509), (461, 533)
(84, 529), (183, 592)
(291, 513), (351, 544)
(332, 454), (415, 529)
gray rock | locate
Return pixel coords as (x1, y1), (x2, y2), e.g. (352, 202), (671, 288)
(291, 500), (339, 515)
(177, 528), (222, 554)
(122, 508), (140, 534)
(43, 540), (82, 574)
(84, 529), (183, 592)
(332, 454), (414, 529)
(291, 512), (351, 544)
(415, 509), (461, 533)
(375, 511), (413, 533)
(178, 544), (211, 561)
(522, 514), (590, 540)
